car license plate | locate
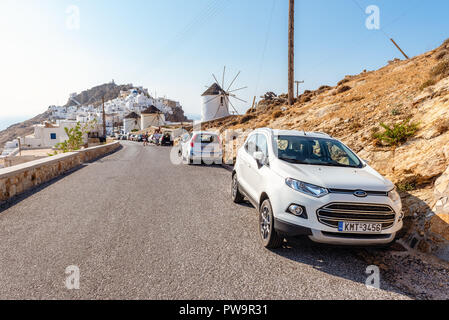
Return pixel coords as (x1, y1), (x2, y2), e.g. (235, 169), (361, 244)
(338, 222), (382, 233)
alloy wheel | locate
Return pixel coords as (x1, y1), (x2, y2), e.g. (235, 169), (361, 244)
(260, 205), (271, 240)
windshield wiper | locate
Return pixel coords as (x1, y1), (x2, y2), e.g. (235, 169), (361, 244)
(279, 157), (360, 168)
(278, 157), (306, 164)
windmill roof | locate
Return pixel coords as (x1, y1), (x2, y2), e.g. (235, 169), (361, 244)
(202, 83), (224, 96)
(124, 112), (140, 119)
(141, 105), (161, 114)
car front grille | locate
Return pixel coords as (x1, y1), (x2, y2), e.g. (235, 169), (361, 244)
(316, 203), (396, 230)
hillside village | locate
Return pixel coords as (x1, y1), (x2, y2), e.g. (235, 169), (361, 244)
(0, 83), (190, 160)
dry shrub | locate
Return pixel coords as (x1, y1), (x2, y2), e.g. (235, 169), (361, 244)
(240, 114), (255, 124)
(435, 50), (447, 60)
(338, 78), (349, 86)
(344, 96), (364, 103)
(272, 110), (283, 119)
(298, 95), (311, 103)
(435, 118), (449, 135)
(431, 59), (449, 78)
(337, 85), (352, 94)
(349, 121), (362, 132)
(419, 79), (436, 90)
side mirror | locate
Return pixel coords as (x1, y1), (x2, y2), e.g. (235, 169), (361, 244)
(253, 151), (264, 162)
(254, 151), (269, 167)
(363, 159), (370, 165)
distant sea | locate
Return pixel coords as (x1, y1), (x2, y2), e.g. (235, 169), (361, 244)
(185, 113), (201, 121)
(0, 116), (31, 131)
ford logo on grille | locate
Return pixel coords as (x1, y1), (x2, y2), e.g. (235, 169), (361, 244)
(354, 190), (368, 198)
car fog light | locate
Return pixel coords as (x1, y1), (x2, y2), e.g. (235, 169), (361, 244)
(287, 204), (308, 219)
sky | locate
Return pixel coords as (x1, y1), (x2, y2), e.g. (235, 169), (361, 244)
(0, 0), (448, 126)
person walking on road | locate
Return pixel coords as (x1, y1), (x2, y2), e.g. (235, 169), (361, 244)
(143, 133), (149, 147)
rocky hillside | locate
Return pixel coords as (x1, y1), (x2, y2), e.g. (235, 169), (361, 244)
(64, 82), (134, 108)
(203, 39), (449, 259)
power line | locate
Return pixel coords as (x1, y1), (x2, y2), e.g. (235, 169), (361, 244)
(254, 0), (277, 98)
(297, 0), (423, 80)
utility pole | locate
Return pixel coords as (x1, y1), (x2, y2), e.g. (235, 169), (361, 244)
(102, 96), (106, 138)
(390, 38), (409, 60)
(295, 80), (304, 98)
(251, 96), (257, 112)
(288, 0), (295, 106)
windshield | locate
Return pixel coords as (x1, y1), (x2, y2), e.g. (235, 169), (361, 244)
(274, 135), (363, 168)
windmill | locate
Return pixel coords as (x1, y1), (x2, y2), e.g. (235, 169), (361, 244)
(201, 67), (247, 122)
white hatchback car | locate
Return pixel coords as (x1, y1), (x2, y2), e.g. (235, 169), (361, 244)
(232, 128), (403, 248)
(180, 131), (223, 165)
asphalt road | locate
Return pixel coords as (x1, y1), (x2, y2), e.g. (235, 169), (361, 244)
(0, 141), (410, 299)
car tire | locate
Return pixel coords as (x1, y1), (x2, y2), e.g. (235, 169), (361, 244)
(259, 199), (283, 249)
(231, 174), (245, 204)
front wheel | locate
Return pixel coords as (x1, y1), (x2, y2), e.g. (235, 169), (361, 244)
(231, 174), (244, 203)
(259, 199), (283, 249)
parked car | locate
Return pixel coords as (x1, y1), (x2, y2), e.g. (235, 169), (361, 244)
(180, 131), (222, 165)
(160, 133), (174, 146)
(149, 133), (162, 145)
(232, 128), (403, 248)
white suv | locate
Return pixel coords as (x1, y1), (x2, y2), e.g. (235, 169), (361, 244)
(180, 131), (223, 165)
(232, 129), (403, 248)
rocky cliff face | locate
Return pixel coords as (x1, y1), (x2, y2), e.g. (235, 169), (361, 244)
(64, 83), (134, 107)
(203, 39), (449, 259)
(165, 106), (189, 123)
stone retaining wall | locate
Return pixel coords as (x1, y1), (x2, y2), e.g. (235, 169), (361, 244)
(0, 142), (120, 203)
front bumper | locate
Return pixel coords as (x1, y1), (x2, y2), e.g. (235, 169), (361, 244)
(308, 230), (397, 245)
(270, 183), (403, 245)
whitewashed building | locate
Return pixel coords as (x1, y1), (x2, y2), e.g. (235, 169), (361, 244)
(20, 120), (101, 148)
(123, 112), (141, 134)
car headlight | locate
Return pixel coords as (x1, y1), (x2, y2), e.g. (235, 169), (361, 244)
(388, 188), (401, 202)
(285, 178), (329, 198)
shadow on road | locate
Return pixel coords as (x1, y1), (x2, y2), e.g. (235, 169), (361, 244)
(270, 236), (413, 298)
(233, 198), (414, 298)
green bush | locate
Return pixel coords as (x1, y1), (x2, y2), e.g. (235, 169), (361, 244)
(396, 181), (417, 192)
(373, 119), (419, 146)
(51, 120), (97, 154)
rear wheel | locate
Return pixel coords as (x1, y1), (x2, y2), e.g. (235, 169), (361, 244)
(231, 174), (244, 203)
(259, 199), (283, 249)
